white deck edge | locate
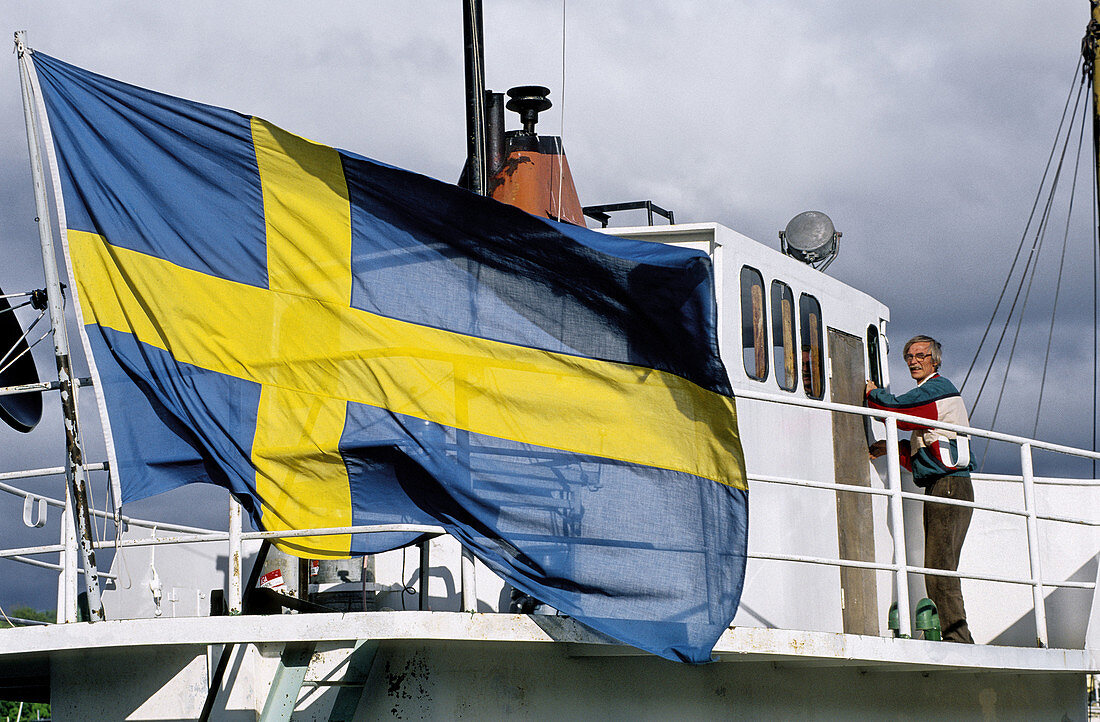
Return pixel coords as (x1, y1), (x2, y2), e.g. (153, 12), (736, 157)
(0, 612), (1094, 673)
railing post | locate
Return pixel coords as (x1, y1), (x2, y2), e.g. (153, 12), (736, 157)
(58, 483), (78, 623)
(1019, 442), (1049, 647)
(228, 497), (242, 615)
(418, 540), (430, 611)
(884, 417), (912, 638)
(460, 547), (477, 612)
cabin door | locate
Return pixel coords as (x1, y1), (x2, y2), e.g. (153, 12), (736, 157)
(827, 328), (879, 636)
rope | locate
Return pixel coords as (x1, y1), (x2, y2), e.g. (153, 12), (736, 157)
(985, 81), (1084, 417)
(1094, 120), (1099, 479)
(0, 326), (48, 377)
(555, 0), (567, 223)
(976, 75), (1088, 468)
(971, 76), (1086, 418)
(961, 58), (1083, 394)
(1034, 97), (1088, 437)
(0, 298), (32, 313)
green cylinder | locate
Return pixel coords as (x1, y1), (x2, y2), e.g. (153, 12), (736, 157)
(887, 602), (900, 637)
(915, 597), (941, 641)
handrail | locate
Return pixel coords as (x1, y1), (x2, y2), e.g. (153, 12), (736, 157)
(746, 551), (1095, 590)
(748, 472), (1099, 526)
(736, 386), (1100, 461)
(0, 465), (219, 536)
(972, 472), (1100, 487)
(84, 523), (447, 550)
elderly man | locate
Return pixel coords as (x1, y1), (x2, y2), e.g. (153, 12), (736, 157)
(865, 335), (975, 643)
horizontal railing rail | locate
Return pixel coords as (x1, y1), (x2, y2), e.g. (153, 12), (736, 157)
(747, 472), (1099, 526)
(0, 465), (218, 536)
(84, 524), (447, 550)
(973, 472), (1100, 487)
(736, 386), (1100, 461)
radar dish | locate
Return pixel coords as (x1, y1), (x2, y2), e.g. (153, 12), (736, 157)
(779, 211), (841, 271)
(0, 284), (43, 432)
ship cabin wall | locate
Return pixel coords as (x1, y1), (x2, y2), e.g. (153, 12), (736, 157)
(605, 223), (1099, 649)
(606, 222), (895, 636)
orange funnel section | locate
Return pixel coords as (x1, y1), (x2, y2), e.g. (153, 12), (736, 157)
(490, 135), (585, 226)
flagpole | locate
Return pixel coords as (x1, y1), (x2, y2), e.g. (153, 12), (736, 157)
(459, 0), (486, 612)
(15, 31), (105, 622)
(462, 0), (488, 196)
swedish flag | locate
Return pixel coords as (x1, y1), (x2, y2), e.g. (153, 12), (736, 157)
(31, 50), (747, 662)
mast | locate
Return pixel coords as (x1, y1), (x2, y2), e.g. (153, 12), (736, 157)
(1085, 3), (1100, 476)
(14, 32), (105, 621)
(462, 0), (488, 197)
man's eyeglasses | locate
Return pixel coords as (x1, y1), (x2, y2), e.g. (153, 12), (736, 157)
(903, 352), (932, 362)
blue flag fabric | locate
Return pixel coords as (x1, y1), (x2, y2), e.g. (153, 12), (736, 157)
(31, 50), (748, 663)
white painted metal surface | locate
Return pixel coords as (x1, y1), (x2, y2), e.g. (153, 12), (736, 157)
(18, 614), (1093, 720)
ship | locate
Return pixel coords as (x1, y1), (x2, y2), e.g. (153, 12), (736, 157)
(0, 3), (1097, 720)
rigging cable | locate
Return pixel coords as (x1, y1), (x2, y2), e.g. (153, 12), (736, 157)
(961, 58), (1084, 394)
(1034, 100), (1088, 437)
(1091, 140), (1100, 479)
(975, 77), (1088, 467)
(555, 0), (567, 223)
(1091, 15), (1100, 480)
(970, 74), (1086, 418)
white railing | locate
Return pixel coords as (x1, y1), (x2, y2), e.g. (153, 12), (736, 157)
(0, 385), (1096, 647)
(736, 386), (1100, 645)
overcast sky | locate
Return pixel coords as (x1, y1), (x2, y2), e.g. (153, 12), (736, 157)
(0, 2), (1096, 611)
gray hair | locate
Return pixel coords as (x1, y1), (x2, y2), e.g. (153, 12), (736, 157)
(904, 335), (942, 370)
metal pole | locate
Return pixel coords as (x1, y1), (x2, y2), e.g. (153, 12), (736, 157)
(418, 540), (430, 611)
(884, 417), (912, 638)
(58, 486), (78, 623)
(228, 497), (243, 615)
(459, 0), (486, 614)
(462, 0), (488, 195)
(1019, 442), (1049, 647)
(1089, 1), (1100, 480)
(15, 31), (104, 621)
(460, 547), (477, 612)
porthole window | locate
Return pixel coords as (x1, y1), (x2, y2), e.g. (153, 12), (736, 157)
(867, 324), (884, 388)
(800, 294), (824, 399)
(770, 281), (797, 391)
(740, 266), (768, 381)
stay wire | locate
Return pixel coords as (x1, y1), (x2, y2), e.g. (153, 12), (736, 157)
(971, 77), (1087, 417)
(976, 79), (1087, 468)
(961, 58), (1084, 393)
(983, 89), (1080, 419)
(979, 214), (1051, 469)
(1034, 101), (1088, 437)
(0, 318), (46, 376)
(1094, 114), (1099, 479)
(555, 0), (567, 223)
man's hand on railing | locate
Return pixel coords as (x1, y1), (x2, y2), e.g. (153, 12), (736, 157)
(869, 440), (887, 460)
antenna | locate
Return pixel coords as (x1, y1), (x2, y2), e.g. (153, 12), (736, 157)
(0, 284), (43, 432)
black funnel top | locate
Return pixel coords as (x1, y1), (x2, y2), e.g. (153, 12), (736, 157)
(506, 86), (551, 134)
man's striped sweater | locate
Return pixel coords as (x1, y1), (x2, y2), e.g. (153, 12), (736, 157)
(866, 373), (974, 485)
